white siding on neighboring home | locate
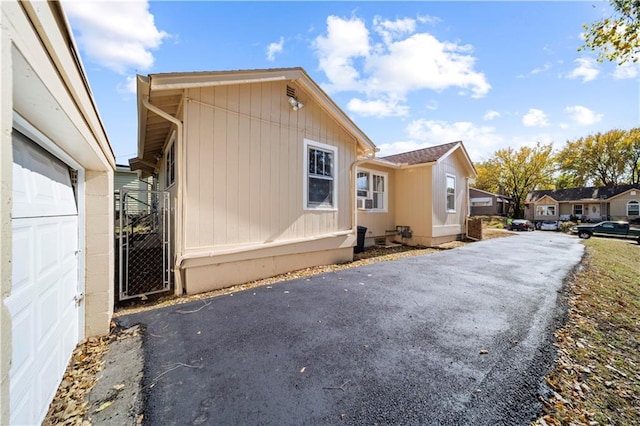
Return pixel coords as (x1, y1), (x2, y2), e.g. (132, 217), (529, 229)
(182, 82), (357, 252)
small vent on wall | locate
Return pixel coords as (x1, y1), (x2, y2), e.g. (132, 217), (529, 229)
(286, 85), (296, 99)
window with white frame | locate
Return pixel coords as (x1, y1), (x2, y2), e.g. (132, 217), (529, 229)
(536, 205), (556, 216)
(165, 138), (175, 188)
(446, 174), (456, 212)
(573, 204), (583, 216)
(628, 200), (639, 216)
(356, 169), (387, 211)
(304, 139), (337, 209)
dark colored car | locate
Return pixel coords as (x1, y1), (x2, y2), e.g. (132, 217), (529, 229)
(508, 219), (534, 231)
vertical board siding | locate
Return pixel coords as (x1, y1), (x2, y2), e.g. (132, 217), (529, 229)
(183, 81), (356, 250)
(432, 153), (466, 228)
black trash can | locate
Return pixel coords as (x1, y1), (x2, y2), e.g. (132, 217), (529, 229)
(355, 226), (367, 253)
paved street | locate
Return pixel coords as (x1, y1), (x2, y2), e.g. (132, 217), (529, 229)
(119, 232), (584, 425)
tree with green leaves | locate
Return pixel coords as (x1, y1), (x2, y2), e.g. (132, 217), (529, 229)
(474, 143), (556, 218)
(557, 128), (638, 186)
(581, 0), (640, 64)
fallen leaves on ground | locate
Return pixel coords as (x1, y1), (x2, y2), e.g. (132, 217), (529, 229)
(533, 238), (640, 425)
(43, 325), (140, 426)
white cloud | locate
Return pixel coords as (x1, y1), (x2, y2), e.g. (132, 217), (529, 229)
(312, 15), (371, 92)
(522, 109), (549, 127)
(565, 105), (603, 126)
(347, 97), (409, 117)
(117, 75), (137, 95)
(382, 119), (504, 161)
(266, 37), (285, 62)
(483, 110), (500, 121)
(566, 57), (599, 82)
(613, 62), (639, 80)
(373, 16), (416, 44)
(312, 15), (490, 117)
(64, 0), (168, 74)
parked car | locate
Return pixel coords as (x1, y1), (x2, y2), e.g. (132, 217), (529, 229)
(539, 220), (559, 231)
(508, 219), (535, 231)
(571, 221), (640, 243)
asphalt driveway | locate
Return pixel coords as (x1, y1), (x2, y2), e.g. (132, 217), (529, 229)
(118, 232), (584, 425)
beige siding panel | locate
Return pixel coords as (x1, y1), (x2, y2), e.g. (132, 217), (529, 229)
(237, 84), (252, 243)
(184, 97), (201, 248)
(610, 190), (640, 218)
(183, 80), (357, 253)
(395, 167), (431, 239)
(213, 86), (228, 245)
(559, 203), (572, 216)
(185, 246), (353, 294)
(226, 84), (240, 244)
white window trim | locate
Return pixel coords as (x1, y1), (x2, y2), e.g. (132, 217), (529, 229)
(303, 139), (338, 211)
(356, 167), (388, 213)
(536, 204), (556, 216)
(165, 134), (176, 189)
(573, 204), (583, 216)
(627, 200), (640, 216)
(446, 173), (456, 213)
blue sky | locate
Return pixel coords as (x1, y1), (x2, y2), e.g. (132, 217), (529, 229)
(63, 1), (639, 165)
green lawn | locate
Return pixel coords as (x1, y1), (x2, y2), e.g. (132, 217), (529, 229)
(535, 238), (640, 425)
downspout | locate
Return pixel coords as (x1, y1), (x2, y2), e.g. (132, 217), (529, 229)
(350, 149), (377, 234)
(140, 95), (186, 296)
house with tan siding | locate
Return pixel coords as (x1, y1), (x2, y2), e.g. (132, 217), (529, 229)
(130, 68), (477, 296)
(524, 184), (640, 223)
(356, 142), (477, 247)
(131, 68), (378, 295)
(1, 1), (115, 424)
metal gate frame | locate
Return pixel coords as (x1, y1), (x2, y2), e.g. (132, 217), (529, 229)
(118, 190), (171, 301)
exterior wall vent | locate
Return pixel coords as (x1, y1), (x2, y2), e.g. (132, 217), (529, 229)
(286, 85), (296, 99)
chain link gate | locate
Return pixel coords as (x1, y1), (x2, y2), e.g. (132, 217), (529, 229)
(117, 190), (171, 301)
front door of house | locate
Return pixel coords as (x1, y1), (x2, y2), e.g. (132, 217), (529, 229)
(587, 204), (600, 221)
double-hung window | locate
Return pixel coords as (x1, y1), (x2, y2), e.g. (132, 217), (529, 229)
(356, 168), (387, 211)
(165, 138), (175, 188)
(628, 200), (639, 216)
(304, 139), (337, 209)
(446, 174), (456, 212)
(573, 204), (583, 216)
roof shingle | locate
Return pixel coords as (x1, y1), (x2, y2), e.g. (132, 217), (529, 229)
(380, 141), (460, 165)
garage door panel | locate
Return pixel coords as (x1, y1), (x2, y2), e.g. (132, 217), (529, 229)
(10, 222), (32, 293)
(37, 221), (61, 276)
(12, 131), (77, 219)
(10, 132), (81, 425)
(7, 301), (35, 380)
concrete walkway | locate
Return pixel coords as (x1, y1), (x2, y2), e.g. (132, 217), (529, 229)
(117, 232), (583, 425)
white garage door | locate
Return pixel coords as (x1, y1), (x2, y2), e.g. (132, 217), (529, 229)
(6, 131), (82, 425)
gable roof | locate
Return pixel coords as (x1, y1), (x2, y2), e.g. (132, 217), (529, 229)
(470, 187), (512, 201)
(376, 141), (477, 178)
(132, 67), (377, 173)
(380, 141), (460, 165)
(527, 184), (640, 203)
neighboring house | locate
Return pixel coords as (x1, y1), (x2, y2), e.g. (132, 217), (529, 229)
(131, 68), (377, 295)
(469, 188), (512, 217)
(1, 2), (115, 425)
(525, 184), (640, 223)
(356, 142), (477, 247)
(114, 164), (154, 215)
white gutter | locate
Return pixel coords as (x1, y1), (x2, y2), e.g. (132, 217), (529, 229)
(140, 95), (186, 295)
